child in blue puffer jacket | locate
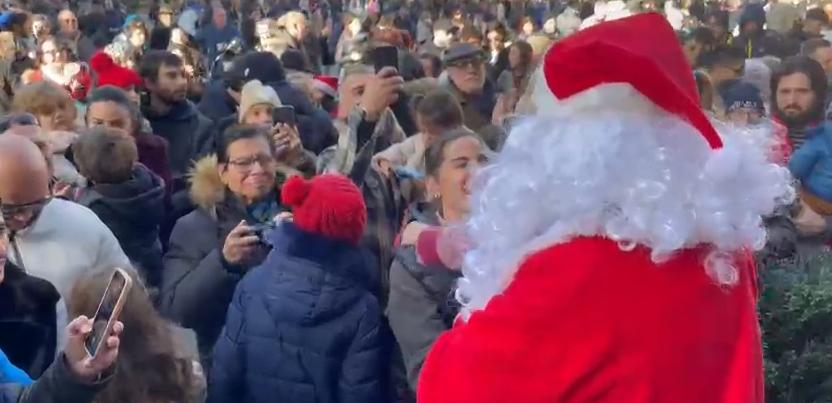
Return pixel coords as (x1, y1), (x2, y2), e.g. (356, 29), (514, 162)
(789, 123), (832, 215)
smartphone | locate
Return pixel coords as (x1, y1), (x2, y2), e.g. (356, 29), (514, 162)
(250, 222), (277, 244)
(272, 105), (296, 126)
(371, 45), (399, 73)
(85, 268), (132, 358)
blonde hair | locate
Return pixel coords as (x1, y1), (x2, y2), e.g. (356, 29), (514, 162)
(277, 11), (306, 28)
(12, 81), (74, 117)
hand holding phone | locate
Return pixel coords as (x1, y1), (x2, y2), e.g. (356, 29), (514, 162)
(272, 105), (296, 126)
(84, 268), (132, 359)
(371, 45), (399, 73)
(359, 67), (404, 121)
(222, 220), (260, 265)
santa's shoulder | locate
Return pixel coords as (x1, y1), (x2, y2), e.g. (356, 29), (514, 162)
(503, 237), (755, 309)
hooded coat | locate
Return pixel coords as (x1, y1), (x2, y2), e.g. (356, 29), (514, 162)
(0, 262), (60, 378)
(209, 222), (383, 403)
(228, 52), (338, 155)
(75, 164), (166, 287)
(733, 4), (786, 58)
(160, 155), (276, 370)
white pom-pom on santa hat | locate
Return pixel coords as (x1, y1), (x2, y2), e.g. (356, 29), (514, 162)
(456, 13), (795, 318)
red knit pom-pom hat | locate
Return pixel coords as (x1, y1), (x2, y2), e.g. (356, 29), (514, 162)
(281, 174), (367, 245)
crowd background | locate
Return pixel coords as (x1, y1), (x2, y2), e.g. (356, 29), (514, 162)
(0, 0), (830, 401)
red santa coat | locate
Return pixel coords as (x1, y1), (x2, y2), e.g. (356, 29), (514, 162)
(417, 237), (764, 403)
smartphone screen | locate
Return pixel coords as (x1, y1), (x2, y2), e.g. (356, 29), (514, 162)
(371, 46), (399, 73)
(272, 105), (297, 126)
(85, 270), (131, 357)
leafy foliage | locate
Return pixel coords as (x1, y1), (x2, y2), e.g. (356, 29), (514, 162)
(759, 254), (832, 403)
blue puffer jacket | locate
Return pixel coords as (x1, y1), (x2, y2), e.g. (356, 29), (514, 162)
(209, 223), (384, 403)
(789, 123), (832, 202)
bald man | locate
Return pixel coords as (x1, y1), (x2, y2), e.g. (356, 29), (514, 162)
(56, 9), (95, 62)
(0, 134), (129, 302)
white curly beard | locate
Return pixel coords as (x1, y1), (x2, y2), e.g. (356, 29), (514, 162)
(455, 80), (795, 320)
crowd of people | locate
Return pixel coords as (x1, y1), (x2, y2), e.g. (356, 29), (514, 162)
(0, 0), (828, 401)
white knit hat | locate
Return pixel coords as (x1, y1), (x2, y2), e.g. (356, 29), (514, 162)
(239, 80), (282, 123)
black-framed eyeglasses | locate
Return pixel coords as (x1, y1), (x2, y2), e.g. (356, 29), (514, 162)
(227, 154), (276, 172)
(0, 196), (52, 231)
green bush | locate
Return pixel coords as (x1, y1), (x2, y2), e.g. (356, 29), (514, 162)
(759, 254), (832, 403)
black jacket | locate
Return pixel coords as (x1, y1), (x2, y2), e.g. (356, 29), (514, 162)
(142, 100), (216, 189)
(230, 52), (338, 154)
(75, 165), (166, 287)
(198, 81), (238, 123)
(0, 263), (60, 378)
(0, 353), (112, 403)
(210, 223), (384, 403)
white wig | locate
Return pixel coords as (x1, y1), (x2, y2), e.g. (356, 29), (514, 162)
(455, 76), (795, 319)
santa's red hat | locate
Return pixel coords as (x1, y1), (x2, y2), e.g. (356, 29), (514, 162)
(538, 12), (722, 149)
(281, 174), (366, 245)
(90, 51), (143, 90)
(313, 75), (338, 98)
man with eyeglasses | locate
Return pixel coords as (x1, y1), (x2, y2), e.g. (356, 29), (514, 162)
(0, 134), (129, 304)
(441, 43), (497, 132)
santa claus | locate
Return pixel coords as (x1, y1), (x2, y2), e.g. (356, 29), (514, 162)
(416, 13), (793, 403)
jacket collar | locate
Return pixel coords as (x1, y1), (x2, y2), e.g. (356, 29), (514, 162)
(267, 222), (374, 288)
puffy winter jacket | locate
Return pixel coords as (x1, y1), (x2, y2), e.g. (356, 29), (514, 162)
(209, 223), (384, 403)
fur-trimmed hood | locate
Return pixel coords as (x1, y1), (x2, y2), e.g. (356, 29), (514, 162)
(188, 154), (299, 212)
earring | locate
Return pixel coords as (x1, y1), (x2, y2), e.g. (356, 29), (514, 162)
(433, 193), (440, 200)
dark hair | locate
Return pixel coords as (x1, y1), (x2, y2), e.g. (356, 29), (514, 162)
(86, 86), (140, 134)
(704, 9), (730, 30)
(217, 124), (272, 163)
(460, 25), (483, 43)
(149, 27), (172, 50)
(801, 38), (831, 56)
(416, 89), (464, 131)
(419, 52), (442, 77)
(694, 69), (714, 110)
(517, 16), (537, 32)
(74, 126), (137, 184)
(806, 7), (829, 24)
(139, 50), (183, 82)
(771, 56), (828, 122)
(510, 40), (534, 72)
(69, 269), (200, 403)
(425, 128), (482, 177)
(688, 27), (716, 47)
(699, 46), (745, 69)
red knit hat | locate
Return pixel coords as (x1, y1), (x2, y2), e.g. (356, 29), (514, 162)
(281, 174), (367, 245)
(90, 51), (143, 90)
(540, 12), (723, 149)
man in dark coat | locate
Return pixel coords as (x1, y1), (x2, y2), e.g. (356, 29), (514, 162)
(210, 175), (383, 403)
(226, 52), (338, 155)
(732, 3), (787, 58)
(139, 51), (216, 229)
